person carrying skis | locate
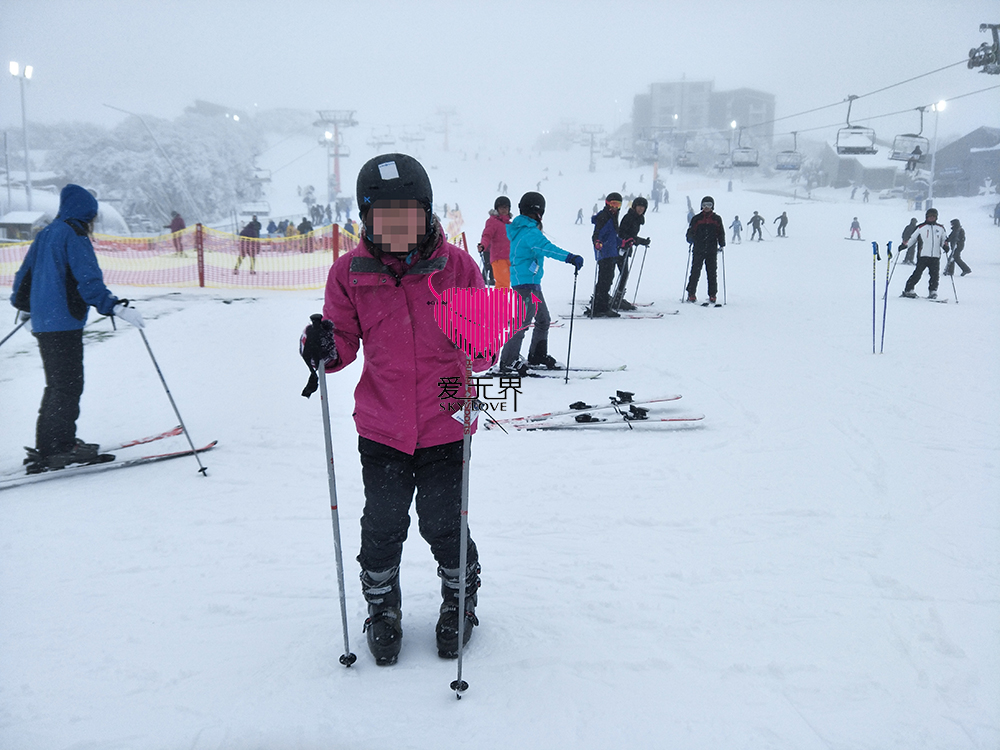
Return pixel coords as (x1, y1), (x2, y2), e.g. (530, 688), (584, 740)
(901, 218), (919, 264)
(298, 153), (488, 667)
(774, 211), (788, 237)
(849, 217), (862, 240)
(748, 211), (765, 241)
(943, 218), (970, 277)
(476, 196), (511, 287)
(589, 192), (622, 317)
(497, 191), (583, 371)
(899, 207), (950, 299)
(729, 215), (742, 243)
(685, 196), (725, 304)
(613, 196), (650, 311)
(10, 184), (144, 474)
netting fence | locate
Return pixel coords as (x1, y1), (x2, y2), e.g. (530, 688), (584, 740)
(0, 226), (471, 292)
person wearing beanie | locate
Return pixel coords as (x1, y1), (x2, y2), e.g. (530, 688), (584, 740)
(899, 207), (950, 299)
(477, 196), (511, 287)
(685, 196), (726, 304)
(297, 153), (488, 667)
(498, 191), (584, 371)
(589, 192), (623, 317)
(944, 218), (970, 277)
(612, 196), (651, 311)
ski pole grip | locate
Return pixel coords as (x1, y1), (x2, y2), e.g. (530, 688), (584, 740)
(311, 313), (323, 324)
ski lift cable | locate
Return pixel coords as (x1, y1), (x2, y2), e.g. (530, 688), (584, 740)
(271, 144), (323, 175)
(770, 83), (1000, 140)
(742, 58), (969, 133)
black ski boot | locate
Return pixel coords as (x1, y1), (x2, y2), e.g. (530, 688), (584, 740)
(527, 340), (558, 369)
(361, 567), (402, 666)
(436, 562), (480, 659)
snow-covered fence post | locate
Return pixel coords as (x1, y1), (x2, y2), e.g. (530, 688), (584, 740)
(196, 223), (205, 287)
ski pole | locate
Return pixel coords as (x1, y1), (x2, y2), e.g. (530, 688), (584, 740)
(451, 353), (474, 699)
(945, 252), (959, 303)
(720, 248), (727, 305)
(565, 268), (579, 385)
(871, 242), (880, 354)
(880, 241), (892, 353)
(630, 244), (649, 307)
(137, 328), (209, 476)
(0, 319), (28, 349)
(316, 342), (358, 669)
(681, 244), (692, 302)
(885, 241), (903, 293)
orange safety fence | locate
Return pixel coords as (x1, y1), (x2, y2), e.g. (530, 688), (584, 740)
(0, 226), (470, 291)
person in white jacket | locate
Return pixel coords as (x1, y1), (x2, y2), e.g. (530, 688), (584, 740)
(899, 207), (950, 299)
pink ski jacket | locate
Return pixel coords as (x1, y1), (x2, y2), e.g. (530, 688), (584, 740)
(479, 210), (511, 261)
(322, 234), (488, 454)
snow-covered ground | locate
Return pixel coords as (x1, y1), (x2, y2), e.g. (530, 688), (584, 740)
(1, 144), (998, 749)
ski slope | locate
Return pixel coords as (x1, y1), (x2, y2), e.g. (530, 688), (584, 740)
(1, 146), (998, 749)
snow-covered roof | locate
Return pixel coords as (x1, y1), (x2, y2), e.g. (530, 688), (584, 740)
(0, 211), (46, 225)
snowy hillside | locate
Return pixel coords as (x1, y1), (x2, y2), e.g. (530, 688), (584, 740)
(1, 144), (998, 749)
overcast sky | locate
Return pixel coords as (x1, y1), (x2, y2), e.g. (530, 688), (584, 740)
(1, 0), (998, 149)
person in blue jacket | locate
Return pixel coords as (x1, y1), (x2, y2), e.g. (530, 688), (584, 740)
(589, 192), (622, 317)
(497, 191), (583, 373)
(10, 184), (144, 473)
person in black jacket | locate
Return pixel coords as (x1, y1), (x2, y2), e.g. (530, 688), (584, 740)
(685, 196), (725, 304)
(901, 218), (919, 265)
(612, 196), (650, 311)
(943, 218), (970, 276)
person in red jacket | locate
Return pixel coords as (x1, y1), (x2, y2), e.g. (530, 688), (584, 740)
(299, 154), (486, 667)
(477, 196), (512, 287)
(685, 196), (726, 303)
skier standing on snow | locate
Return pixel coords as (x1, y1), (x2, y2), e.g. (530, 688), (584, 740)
(685, 196), (726, 304)
(298, 154), (487, 667)
(849, 217), (862, 240)
(234, 214), (261, 274)
(901, 218), (919, 264)
(944, 218), (970, 277)
(729, 215), (742, 243)
(165, 211), (185, 255)
(476, 196), (511, 288)
(899, 207), (950, 299)
(774, 211), (788, 237)
(10, 184), (144, 474)
(498, 191), (583, 371)
(612, 196), (650, 311)
(748, 210), (765, 241)
(589, 192), (622, 317)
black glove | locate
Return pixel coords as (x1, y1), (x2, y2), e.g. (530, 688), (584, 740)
(638, 237), (650, 246)
(116, 298), (130, 307)
(565, 254), (584, 271)
(300, 314), (338, 398)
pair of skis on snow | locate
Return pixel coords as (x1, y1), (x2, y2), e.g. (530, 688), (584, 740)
(0, 426), (217, 491)
(482, 390), (704, 431)
(484, 363), (626, 380)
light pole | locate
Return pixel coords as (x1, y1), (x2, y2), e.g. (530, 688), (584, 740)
(927, 100), (946, 209)
(9, 61), (33, 210)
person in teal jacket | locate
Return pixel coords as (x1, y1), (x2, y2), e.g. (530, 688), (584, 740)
(497, 191), (583, 373)
(10, 184), (144, 473)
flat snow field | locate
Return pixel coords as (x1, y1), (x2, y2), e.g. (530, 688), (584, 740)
(1, 175), (998, 748)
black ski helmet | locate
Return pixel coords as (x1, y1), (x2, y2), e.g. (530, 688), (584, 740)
(606, 192), (623, 205)
(632, 196), (648, 210)
(925, 207), (938, 219)
(494, 195), (511, 212)
(701, 196), (715, 209)
(356, 153), (433, 223)
(518, 191), (545, 220)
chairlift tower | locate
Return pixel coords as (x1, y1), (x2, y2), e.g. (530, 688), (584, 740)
(581, 124), (604, 173)
(315, 110), (357, 203)
(436, 107), (457, 151)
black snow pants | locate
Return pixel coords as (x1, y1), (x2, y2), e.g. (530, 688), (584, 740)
(686, 248), (719, 298)
(905, 256), (940, 295)
(34, 329), (85, 457)
(356, 436), (477, 575)
(593, 257), (618, 313)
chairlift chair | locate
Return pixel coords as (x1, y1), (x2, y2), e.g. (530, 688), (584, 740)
(775, 131), (802, 171)
(889, 107), (929, 166)
(836, 95), (878, 155)
(730, 127), (759, 167)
